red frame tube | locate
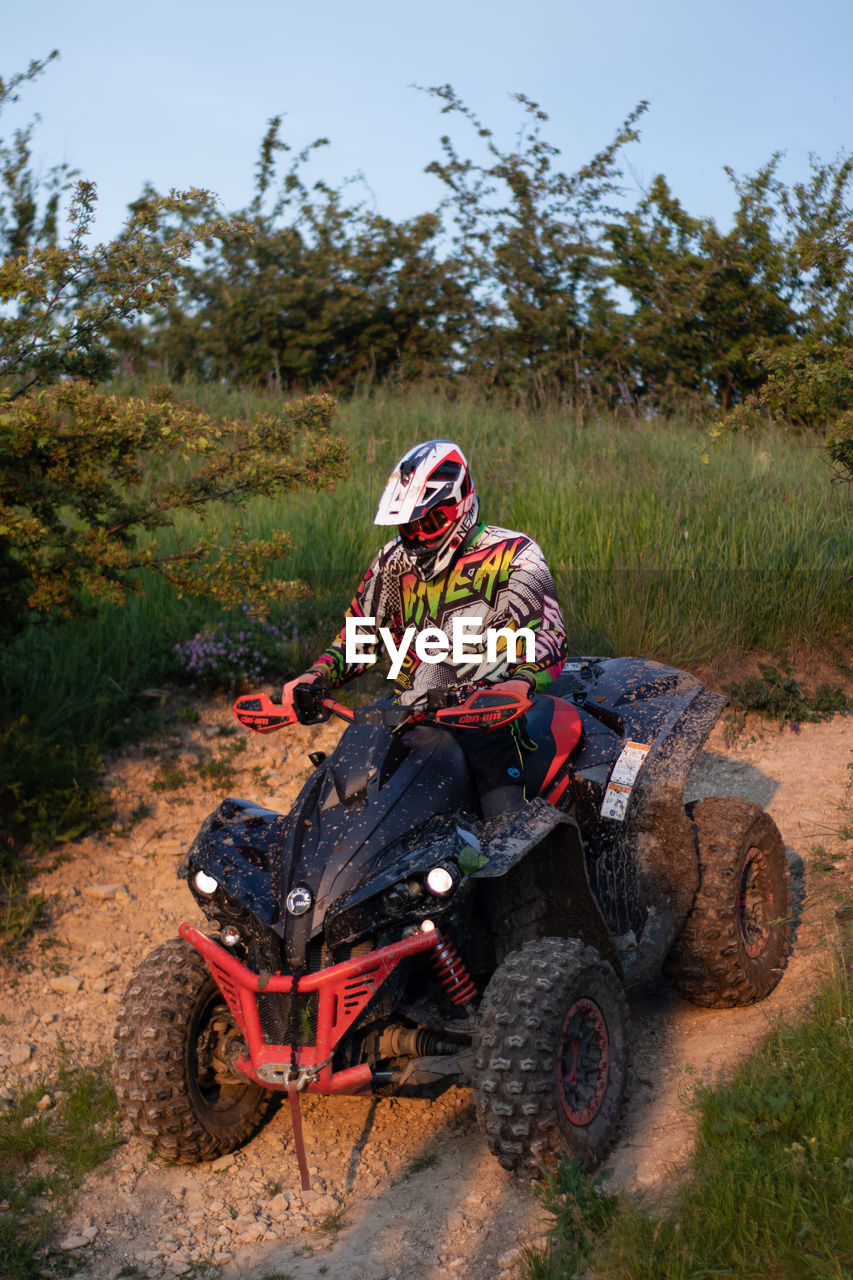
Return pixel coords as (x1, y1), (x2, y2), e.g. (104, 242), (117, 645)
(180, 922), (442, 1094)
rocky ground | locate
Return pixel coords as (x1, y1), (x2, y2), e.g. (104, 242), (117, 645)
(1, 697), (851, 1280)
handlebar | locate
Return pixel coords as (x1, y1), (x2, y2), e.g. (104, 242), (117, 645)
(233, 681), (532, 736)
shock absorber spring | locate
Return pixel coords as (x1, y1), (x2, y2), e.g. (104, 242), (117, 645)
(431, 932), (477, 1006)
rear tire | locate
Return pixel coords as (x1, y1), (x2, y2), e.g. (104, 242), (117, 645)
(473, 937), (629, 1177)
(113, 937), (272, 1162)
(664, 798), (791, 1007)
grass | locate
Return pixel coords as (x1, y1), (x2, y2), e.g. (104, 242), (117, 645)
(0, 1050), (123, 1280)
(521, 1161), (618, 1279)
(525, 951), (853, 1280)
(196, 737), (248, 787)
(149, 753), (190, 792)
(1, 876), (52, 958)
(401, 1150), (440, 1179)
(222, 385), (853, 669)
(317, 1209), (347, 1235)
(147, 736), (254, 798)
(222, 382), (852, 664)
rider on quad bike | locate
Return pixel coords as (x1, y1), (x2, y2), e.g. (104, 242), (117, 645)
(282, 439), (568, 821)
(113, 443), (792, 1184)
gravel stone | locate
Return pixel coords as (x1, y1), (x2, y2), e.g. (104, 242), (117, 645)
(48, 976), (82, 995)
(306, 1194), (340, 1216)
(82, 883), (126, 901)
(58, 1234), (91, 1251)
(209, 1153), (236, 1172)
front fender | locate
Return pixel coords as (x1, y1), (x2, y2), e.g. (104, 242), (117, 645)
(181, 797), (283, 927)
(469, 797), (573, 879)
(472, 798), (622, 975)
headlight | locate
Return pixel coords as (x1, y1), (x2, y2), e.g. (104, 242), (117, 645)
(426, 866), (455, 896)
(383, 879), (424, 913)
(193, 870), (219, 895)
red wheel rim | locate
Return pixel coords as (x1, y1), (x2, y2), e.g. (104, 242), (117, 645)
(739, 846), (773, 958)
(556, 997), (610, 1127)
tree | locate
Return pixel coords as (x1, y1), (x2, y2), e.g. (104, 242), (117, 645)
(0, 56), (348, 639)
(0, 55), (231, 395)
(711, 153), (853, 471)
(0, 382), (345, 639)
(421, 87), (648, 399)
(125, 119), (470, 389)
(131, 95), (649, 401)
(0, 51), (75, 259)
(608, 162), (797, 413)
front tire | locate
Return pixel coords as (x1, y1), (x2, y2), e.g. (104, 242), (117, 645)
(473, 938), (629, 1176)
(113, 937), (273, 1162)
(664, 798), (791, 1008)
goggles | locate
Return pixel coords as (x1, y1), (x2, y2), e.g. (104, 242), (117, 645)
(400, 502), (457, 542)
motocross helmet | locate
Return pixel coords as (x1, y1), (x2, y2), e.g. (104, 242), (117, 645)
(374, 440), (479, 580)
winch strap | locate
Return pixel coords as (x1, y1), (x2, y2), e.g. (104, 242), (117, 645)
(287, 1081), (311, 1192)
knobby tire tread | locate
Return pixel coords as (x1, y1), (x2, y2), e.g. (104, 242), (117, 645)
(664, 797), (792, 1008)
(113, 936), (272, 1163)
(473, 937), (630, 1178)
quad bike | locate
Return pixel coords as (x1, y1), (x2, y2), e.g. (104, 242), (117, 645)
(113, 658), (792, 1180)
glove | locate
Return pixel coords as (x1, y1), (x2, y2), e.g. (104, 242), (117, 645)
(489, 676), (535, 701)
(281, 671), (318, 711)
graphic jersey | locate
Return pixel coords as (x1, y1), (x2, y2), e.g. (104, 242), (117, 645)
(309, 524), (567, 696)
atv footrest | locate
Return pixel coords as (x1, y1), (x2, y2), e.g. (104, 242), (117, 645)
(179, 922), (443, 1094)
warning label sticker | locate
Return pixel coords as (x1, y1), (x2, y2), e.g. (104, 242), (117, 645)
(601, 782), (633, 822)
(600, 742), (650, 821)
(610, 741), (650, 787)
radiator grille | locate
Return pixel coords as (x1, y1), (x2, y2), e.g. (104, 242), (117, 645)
(256, 991), (319, 1047)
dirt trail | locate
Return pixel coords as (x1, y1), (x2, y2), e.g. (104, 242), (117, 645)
(2, 703), (851, 1280)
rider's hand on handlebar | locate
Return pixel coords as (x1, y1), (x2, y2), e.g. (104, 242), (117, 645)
(488, 676), (535, 701)
(282, 672), (334, 726)
(281, 671), (319, 710)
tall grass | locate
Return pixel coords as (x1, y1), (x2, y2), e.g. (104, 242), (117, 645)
(257, 383), (852, 663)
(2, 381), (851, 846)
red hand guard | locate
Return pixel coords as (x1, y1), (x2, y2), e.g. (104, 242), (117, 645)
(434, 681), (533, 731)
(233, 692), (299, 734)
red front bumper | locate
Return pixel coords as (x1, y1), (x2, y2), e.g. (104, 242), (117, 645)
(179, 922), (442, 1095)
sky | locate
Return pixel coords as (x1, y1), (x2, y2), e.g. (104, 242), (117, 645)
(4, 0), (852, 243)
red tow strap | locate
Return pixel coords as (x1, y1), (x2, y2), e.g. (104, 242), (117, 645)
(287, 1082), (312, 1192)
